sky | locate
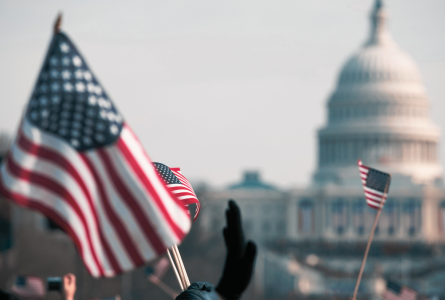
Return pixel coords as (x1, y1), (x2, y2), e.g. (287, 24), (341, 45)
(1, 0), (445, 189)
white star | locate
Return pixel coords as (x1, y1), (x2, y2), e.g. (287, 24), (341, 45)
(99, 110), (107, 119)
(110, 124), (119, 135)
(50, 56), (58, 66)
(75, 69), (83, 79)
(73, 56), (82, 67)
(41, 109), (50, 118)
(88, 96), (97, 105)
(40, 84), (48, 92)
(52, 95), (60, 104)
(61, 70), (72, 80)
(83, 136), (92, 145)
(76, 82), (86, 92)
(64, 82), (73, 92)
(39, 97), (48, 105)
(87, 83), (95, 93)
(95, 133), (105, 142)
(71, 130), (80, 137)
(62, 56), (71, 66)
(59, 128), (68, 136)
(83, 71), (92, 81)
(50, 69), (59, 78)
(115, 114), (123, 123)
(30, 111), (39, 120)
(51, 82), (60, 92)
(71, 139), (80, 148)
(60, 42), (70, 53)
(107, 112), (115, 122)
(96, 122), (105, 131)
(98, 98), (109, 108)
(40, 72), (48, 80)
(95, 86), (103, 95)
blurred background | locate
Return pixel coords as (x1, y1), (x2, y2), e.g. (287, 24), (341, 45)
(1, 0), (445, 299)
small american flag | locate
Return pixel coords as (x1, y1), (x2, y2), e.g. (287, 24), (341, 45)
(0, 29), (191, 277)
(153, 163), (200, 221)
(146, 257), (170, 284)
(382, 280), (418, 300)
(358, 160), (391, 210)
(11, 276), (45, 299)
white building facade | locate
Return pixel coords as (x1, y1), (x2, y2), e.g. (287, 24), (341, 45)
(200, 1), (445, 298)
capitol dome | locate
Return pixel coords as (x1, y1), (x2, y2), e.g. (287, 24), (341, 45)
(314, 0), (442, 186)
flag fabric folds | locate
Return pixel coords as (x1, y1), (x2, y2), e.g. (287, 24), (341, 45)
(382, 280), (418, 300)
(12, 276), (45, 299)
(0, 31), (191, 277)
(153, 163), (200, 221)
(358, 160), (391, 210)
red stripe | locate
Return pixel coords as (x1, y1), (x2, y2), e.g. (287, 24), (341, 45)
(0, 176), (91, 274)
(97, 149), (166, 256)
(80, 154), (141, 272)
(5, 155), (102, 274)
(116, 137), (186, 240)
(17, 132), (108, 276)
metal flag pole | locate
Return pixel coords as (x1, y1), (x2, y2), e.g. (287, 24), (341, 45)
(167, 249), (184, 291)
(352, 177), (390, 300)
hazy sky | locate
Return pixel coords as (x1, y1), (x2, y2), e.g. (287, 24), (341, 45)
(1, 0), (445, 189)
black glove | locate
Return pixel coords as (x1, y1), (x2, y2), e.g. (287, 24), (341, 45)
(215, 200), (257, 300)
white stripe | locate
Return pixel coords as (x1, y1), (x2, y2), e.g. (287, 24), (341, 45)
(364, 192), (385, 202)
(363, 186), (384, 196)
(105, 146), (174, 254)
(106, 146), (179, 246)
(366, 199), (381, 208)
(120, 127), (190, 234)
(22, 119), (122, 276)
(171, 189), (194, 194)
(1, 160), (100, 276)
(177, 195), (198, 200)
(10, 142), (111, 274)
(87, 151), (153, 268)
(107, 145), (179, 247)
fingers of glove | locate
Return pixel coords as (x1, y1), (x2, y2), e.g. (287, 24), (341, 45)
(222, 227), (230, 248)
(227, 200), (244, 257)
(241, 241), (257, 284)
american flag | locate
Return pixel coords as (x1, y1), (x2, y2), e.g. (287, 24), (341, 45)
(146, 257), (170, 284)
(0, 30), (191, 277)
(382, 280), (418, 300)
(11, 276), (45, 299)
(358, 160), (391, 210)
(153, 163), (200, 221)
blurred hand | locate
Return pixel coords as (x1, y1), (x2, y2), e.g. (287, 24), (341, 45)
(62, 273), (76, 300)
(216, 200), (257, 300)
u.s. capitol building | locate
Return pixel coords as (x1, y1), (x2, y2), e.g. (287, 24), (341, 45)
(200, 0), (445, 298)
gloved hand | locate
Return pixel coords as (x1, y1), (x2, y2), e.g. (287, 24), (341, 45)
(215, 200), (257, 300)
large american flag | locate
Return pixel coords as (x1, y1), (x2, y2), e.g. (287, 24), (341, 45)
(382, 280), (418, 300)
(358, 160), (391, 210)
(11, 276), (45, 299)
(0, 30), (191, 277)
(153, 163), (200, 221)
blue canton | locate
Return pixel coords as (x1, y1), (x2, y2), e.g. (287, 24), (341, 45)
(153, 163), (181, 185)
(26, 33), (123, 151)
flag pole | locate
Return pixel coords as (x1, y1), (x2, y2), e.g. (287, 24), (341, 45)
(352, 178), (390, 300)
(167, 249), (184, 291)
(173, 244), (190, 286)
(170, 245), (189, 289)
